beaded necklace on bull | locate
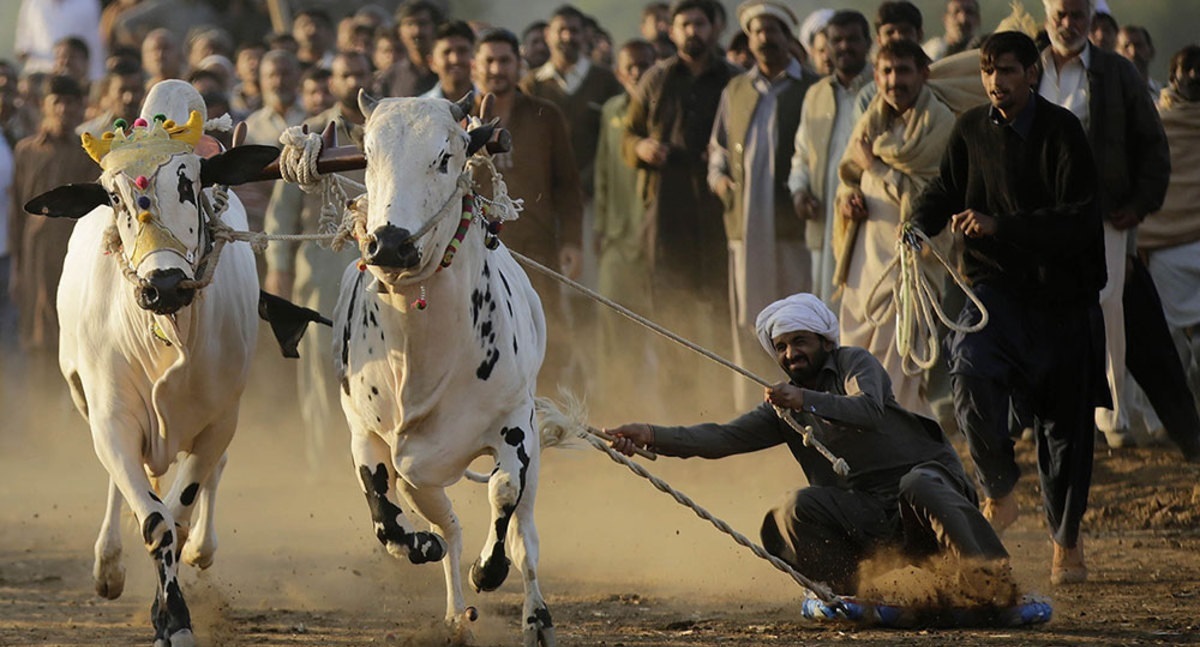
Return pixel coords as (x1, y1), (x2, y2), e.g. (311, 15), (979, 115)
(348, 152), (521, 310)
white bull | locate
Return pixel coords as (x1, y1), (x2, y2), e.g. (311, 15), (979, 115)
(24, 81), (280, 646)
(332, 92), (555, 645)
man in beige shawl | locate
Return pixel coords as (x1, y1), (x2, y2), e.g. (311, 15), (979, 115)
(1138, 45), (1200, 460)
(833, 39), (955, 416)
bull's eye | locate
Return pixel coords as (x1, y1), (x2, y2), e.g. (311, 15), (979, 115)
(109, 192), (121, 206)
(437, 151), (450, 174)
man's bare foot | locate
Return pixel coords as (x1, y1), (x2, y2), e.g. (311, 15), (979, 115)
(982, 493), (1019, 536)
(1051, 538), (1087, 585)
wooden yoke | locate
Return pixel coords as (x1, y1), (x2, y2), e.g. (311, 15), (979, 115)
(247, 94), (512, 183)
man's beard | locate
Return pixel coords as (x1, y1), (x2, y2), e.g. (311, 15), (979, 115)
(681, 37), (707, 59)
(1048, 28), (1087, 54)
(556, 42), (580, 62)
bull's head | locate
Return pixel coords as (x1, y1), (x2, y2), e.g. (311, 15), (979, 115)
(25, 111), (277, 315)
(354, 90), (494, 280)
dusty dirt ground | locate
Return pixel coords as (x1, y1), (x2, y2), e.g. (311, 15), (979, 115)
(2, 332), (1200, 647)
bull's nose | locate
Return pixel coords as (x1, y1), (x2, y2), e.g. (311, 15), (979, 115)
(365, 224), (421, 269)
(137, 268), (196, 315)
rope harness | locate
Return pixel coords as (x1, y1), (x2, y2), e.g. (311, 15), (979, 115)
(864, 227), (989, 376)
(103, 184), (233, 291)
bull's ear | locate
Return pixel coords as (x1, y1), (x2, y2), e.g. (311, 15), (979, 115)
(24, 183), (110, 219)
(200, 145), (280, 187)
(466, 117), (499, 156)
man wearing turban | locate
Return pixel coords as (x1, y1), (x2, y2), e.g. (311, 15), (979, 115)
(607, 293), (1007, 595)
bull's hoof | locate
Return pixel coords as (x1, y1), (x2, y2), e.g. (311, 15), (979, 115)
(180, 539), (215, 570)
(153, 628), (195, 647)
(470, 556), (510, 592)
(407, 531), (447, 564)
(93, 559), (125, 600)
(523, 625), (556, 647)
(523, 605), (554, 647)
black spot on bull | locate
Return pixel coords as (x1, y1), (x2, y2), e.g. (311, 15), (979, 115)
(502, 426), (532, 498)
(360, 463), (405, 547)
(477, 347), (500, 380)
(176, 164), (197, 208)
(472, 426), (533, 592)
(528, 606), (554, 629)
(142, 512), (165, 546)
(470, 289), (484, 326)
(474, 283), (502, 380)
(180, 482), (200, 507)
(358, 463), (446, 564)
(341, 272), (365, 395)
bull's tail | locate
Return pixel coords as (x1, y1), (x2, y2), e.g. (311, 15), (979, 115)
(463, 393), (589, 484)
(534, 394), (590, 451)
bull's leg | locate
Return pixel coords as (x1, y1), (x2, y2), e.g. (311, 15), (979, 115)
(93, 427), (194, 647)
(351, 429), (446, 563)
(507, 439), (554, 647)
(399, 483), (474, 636)
(170, 450), (228, 570)
(165, 416), (236, 571)
(93, 478), (126, 599)
(470, 417), (543, 626)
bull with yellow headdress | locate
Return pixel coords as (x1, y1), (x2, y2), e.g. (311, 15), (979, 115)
(18, 80), (289, 647)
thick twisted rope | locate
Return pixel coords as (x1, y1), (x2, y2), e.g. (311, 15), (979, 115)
(577, 428), (844, 607)
(510, 251), (849, 477)
(864, 227), (988, 376)
(276, 126), (367, 250)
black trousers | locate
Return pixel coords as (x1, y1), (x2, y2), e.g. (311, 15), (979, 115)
(948, 285), (1104, 548)
(759, 462), (1007, 595)
(1124, 256), (1200, 458)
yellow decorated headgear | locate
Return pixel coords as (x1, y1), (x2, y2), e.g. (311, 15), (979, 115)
(80, 111), (204, 176)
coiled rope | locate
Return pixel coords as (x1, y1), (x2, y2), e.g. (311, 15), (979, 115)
(864, 227), (988, 376)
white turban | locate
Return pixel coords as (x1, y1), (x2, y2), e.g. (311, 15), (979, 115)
(754, 293), (840, 355)
(737, 1), (798, 34)
(799, 8), (835, 54)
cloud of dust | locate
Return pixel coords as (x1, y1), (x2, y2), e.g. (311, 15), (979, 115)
(857, 549), (1021, 610)
(0, 285), (821, 645)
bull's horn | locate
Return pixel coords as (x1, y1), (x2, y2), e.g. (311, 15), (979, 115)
(167, 110), (204, 149)
(81, 131), (113, 164)
(358, 89), (380, 120)
(450, 90), (474, 122)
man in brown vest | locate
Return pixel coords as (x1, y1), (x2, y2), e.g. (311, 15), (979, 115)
(708, 0), (816, 408)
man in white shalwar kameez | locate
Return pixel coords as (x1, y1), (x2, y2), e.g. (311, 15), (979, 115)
(833, 39), (955, 416)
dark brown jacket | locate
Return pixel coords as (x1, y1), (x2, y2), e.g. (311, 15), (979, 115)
(472, 92), (583, 266)
(520, 62), (622, 196)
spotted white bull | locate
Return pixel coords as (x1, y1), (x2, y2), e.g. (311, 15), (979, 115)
(333, 92), (555, 645)
(25, 81), (280, 646)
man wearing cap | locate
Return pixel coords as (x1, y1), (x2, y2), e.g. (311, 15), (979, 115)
(708, 0), (817, 410)
(607, 293), (1009, 595)
(786, 10), (873, 302)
